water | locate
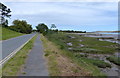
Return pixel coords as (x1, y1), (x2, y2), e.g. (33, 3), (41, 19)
(98, 32), (120, 35)
(83, 32), (120, 44)
(98, 33), (120, 40)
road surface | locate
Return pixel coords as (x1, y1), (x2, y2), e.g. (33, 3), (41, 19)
(20, 35), (48, 76)
(0, 34), (35, 62)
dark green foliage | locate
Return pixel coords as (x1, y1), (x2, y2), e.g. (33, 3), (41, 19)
(36, 23), (48, 35)
(0, 3), (11, 27)
(51, 24), (56, 29)
(9, 20), (32, 34)
(107, 56), (120, 66)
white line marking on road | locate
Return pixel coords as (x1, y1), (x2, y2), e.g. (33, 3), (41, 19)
(0, 34), (36, 68)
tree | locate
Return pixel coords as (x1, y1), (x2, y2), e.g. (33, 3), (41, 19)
(36, 23), (48, 35)
(9, 20), (32, 34)
(0, 3), (11, 27)
(51, 24), (56, 30)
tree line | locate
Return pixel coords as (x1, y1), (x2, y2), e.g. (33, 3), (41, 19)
(59, 30), (86, 33)
(9, 20), (32, 34)
(0, 3), (32, 34)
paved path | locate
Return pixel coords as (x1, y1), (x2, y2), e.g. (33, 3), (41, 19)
(20, 35), (48, 76)
(1, 34), (35, 61)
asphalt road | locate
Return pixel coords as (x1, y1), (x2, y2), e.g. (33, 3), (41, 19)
(0, 34), (35, 61)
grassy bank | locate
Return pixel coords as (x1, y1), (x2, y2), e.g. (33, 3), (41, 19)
(2, 34), (37, 76)
(0, 27), (24, 40)
(41, 34), (91, 76)
(41, 34), (105, 76)
(42, 32), (118, 76)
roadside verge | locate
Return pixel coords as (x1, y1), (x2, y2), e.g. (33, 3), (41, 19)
(0, 34), (35, 67)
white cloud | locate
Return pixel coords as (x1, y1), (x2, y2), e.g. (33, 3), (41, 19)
(1, 0), (118, 2)
(3, 2), (118, 31)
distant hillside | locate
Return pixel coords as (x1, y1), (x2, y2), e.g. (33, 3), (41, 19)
(0, 27), (24, 40)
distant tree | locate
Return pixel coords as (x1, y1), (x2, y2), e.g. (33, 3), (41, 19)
(0, 3), (11, 27)
(51, 24), (56, 30)
(9, 20), (32, 34)
(36, 23), (48, 35)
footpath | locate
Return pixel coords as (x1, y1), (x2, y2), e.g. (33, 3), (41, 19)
(20, 35), (48, 76)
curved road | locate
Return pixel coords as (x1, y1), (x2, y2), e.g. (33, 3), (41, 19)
(0, 34), (35, 62)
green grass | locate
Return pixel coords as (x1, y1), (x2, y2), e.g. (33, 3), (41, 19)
(46, 32), (118, 54)
(106, 56), (120, 66)
(0, 27), (24, 40)
(74, 54), (111, 68)
(80, 57), (111, 68)
(40, 35), (60, 76)
(45, 32), (108, 76)
(2, 34), (37, 76)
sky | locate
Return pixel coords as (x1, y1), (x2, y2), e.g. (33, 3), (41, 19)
(2, 2), (118, 32)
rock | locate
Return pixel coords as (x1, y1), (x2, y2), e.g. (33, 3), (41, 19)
(67, 42), (72, 46)
(79, 44), (84, 47)
(67, 35), (75, 39)
(68, 48), (72, 50)
(79, 40), (82, 42)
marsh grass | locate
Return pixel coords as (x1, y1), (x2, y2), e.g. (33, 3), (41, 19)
(107, 56), (120, 66)
(46, 33), (118, 54)
(43, 33), (108, 76)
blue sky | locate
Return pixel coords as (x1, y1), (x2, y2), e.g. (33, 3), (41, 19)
(3, 2), (118, 31)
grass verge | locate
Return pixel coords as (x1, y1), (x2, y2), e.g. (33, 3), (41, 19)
(2, 34), (37, 76)
(0, 27), (24, 40)
(40, 34), (60, 76)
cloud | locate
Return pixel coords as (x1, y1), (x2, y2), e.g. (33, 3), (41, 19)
(3, 2), (118, 31)
(1, 0), (118, 2)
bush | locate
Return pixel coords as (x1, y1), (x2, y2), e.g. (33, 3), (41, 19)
(9, 20), (32, 34)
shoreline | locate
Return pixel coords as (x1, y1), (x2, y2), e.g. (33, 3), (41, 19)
(69, 33), (120, 44)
